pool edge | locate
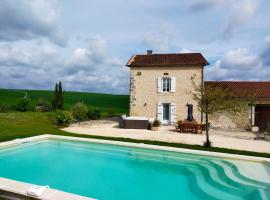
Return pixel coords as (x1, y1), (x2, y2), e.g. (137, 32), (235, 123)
(1, 134), (270, 164)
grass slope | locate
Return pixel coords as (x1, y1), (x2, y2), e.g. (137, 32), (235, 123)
(0, 89), (129, 113)
(0, 112), (65, 142)
(1, 112), (270, 158)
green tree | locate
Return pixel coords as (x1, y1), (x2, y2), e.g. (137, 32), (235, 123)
(187, 75), (254, 147)
(16, 92), (31, 112)
(52, 82), (64, 110)
(71, 102), (88, 121)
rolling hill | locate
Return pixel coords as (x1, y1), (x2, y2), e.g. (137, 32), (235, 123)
(0, 89), (129, 114)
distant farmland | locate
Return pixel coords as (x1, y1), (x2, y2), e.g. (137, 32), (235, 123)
(0, 89), (129, 114)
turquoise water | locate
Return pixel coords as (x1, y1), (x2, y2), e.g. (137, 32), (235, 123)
(0, 139), (269, 200)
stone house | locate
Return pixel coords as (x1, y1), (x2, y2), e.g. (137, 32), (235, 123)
(126, 51), (208, 124)
(126, 51), (270, 132)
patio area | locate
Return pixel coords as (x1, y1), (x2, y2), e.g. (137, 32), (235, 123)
(62, 118), (270, 154)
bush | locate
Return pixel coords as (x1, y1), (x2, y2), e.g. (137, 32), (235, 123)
(152, 119), (161, 127)
(55, 110), (73, 126)
(87, 108), (101, 120)
(0, 104), (10, 113)
(71, 102), (88, 121)
(16, 97), (31, 112)
(107, 108), (117, 117)
(35, 98), (52, 112)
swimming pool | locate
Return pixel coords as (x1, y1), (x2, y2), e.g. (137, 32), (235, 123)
(0, 137), (269, 200)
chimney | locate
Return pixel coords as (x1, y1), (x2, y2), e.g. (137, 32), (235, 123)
(147, 50), (153, 55)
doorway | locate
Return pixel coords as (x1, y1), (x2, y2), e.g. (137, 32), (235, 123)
(163, 103), (170, 124)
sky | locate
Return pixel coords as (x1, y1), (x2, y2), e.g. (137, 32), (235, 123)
(0, 0), (270, 94)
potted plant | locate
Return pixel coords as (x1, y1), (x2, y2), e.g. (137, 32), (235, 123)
(151, 119), (161, 131)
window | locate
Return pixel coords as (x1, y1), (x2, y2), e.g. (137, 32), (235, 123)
(162, 78), (171, 92)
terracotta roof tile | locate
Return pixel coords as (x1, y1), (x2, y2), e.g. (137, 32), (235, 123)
(205, 81), (270, 99)
(126, 53), (209, 67)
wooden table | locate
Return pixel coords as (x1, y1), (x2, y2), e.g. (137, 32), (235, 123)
(176, 122), (206, 134)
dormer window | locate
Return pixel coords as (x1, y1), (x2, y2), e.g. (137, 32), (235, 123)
(162, 78), (171, 92)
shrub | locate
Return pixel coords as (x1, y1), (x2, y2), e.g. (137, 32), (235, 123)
(87, 108), (101, 120)
(35, 98), (52, 112)
(152, 119), (161, 127)
(16, 97), (31, 112)
(71, 102), (88, 121)
(0, 104), (10, 113)
(55, 110), (73, 126)
(107, 108), (116, 117)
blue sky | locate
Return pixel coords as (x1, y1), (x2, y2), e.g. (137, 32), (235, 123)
(0, 0), (270, 94)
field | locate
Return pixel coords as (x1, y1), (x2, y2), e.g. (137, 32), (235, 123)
(0, 89), (129, 114)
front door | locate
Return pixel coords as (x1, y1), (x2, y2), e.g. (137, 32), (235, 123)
(255, 106), (270, 131)
(163, 103), (170, 124)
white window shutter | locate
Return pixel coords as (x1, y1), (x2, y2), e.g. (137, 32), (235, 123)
(157, 77), (162, 93)
(171, 77), (176, 92)
(170, 103), (176, 124)
(157, 103), (163, 121)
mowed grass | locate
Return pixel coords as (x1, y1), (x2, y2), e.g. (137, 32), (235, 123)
(0, 112), (65, 142)
(0, 89), (129, 114)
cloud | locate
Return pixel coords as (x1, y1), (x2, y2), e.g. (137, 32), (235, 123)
(188, 0), (224, 11)
(221, 0), (261, 39)
(141, 24), (176, 52)
(179, 48), (192, 53)
(0, 0), (67, 46)
(206, 44), (270, 81)
(0, 36), (129, 94)
(261, 35), (270, 66)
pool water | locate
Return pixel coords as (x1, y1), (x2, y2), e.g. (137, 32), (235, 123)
(0, 139), (269, 200)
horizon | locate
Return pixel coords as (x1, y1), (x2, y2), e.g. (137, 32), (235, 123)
(0, 0), (270, 94)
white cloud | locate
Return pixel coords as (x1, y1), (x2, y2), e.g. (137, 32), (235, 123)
(0, 0), (67, 46)
(205, 47), (270, 81)
(222, 0), (261, 39)
(179, 48), (192, 53)
(0, 36), (129, 94)
(141, 24), (176, 52)
(265, 35), (270, 44)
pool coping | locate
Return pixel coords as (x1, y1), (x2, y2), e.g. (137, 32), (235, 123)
(1, 134), (270, 163)
(0, 134), (270, 200)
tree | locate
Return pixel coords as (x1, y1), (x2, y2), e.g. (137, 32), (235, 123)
(58, 82), (64, 109)
(187, 75), (254, 147)
(16, 92), (31, 112)
(52, 81), (64, 110)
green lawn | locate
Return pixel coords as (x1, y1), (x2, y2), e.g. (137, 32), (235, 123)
(1, 112), (270, 158)
(0, 89), (129, 114)
(0, 112), (65, 142)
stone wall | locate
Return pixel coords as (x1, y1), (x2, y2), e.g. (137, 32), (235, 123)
(129, 65), (203, 122)
(208, 108), (251, 130)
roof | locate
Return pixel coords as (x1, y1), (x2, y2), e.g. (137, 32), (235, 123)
(126, 53), (209, 67)
(205, 81), (270, 99)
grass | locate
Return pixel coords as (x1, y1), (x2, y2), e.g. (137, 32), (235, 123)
(0, 112), (65, 142)
(1, 112), (270, 158)
(0, 88), (129, 114)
